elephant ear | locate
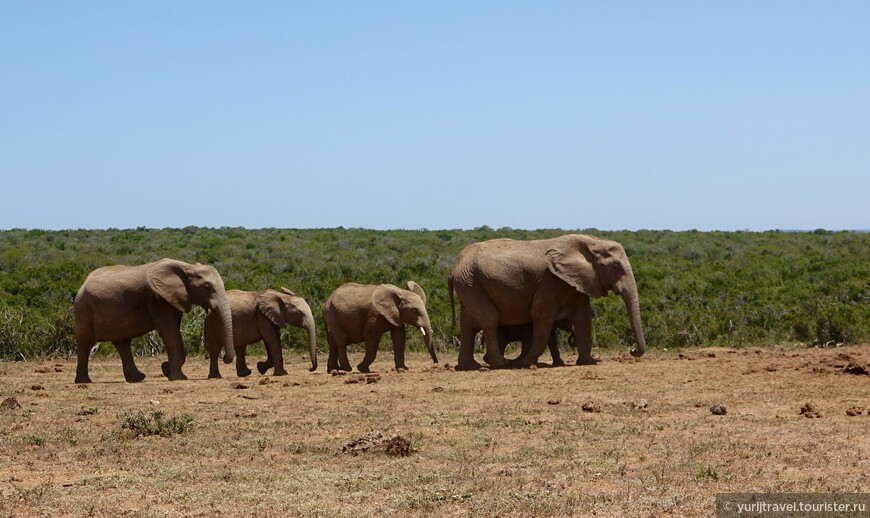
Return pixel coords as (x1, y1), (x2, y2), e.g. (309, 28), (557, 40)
(406, 281), (426, 305)
(545, 239), (604, 297)
(280, 287), (297, 297)
(257, 290), (287, 328)
(147, 259), (191, 313)
(372, 285), (402, 327)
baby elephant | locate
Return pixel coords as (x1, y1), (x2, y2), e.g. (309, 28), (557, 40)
(205, 288), (317, 378)
(323, 281), (438, 373)
(483, 319), (575, 367)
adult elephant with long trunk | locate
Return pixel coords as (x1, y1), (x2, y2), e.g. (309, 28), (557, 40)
(205, 288), (318, 378)
(73, 258), (235, 383)
(448, 234), (646, 370)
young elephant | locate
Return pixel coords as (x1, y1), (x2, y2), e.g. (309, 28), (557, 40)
(205, 288), (317, 378)
(483, 319), (575, 367)
(323, 281), (438, 373)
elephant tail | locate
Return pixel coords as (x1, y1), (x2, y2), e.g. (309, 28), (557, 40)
(448, 274), (456, 331)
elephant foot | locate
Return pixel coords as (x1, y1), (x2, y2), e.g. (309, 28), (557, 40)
(208, 372), (222, 379)
(256, 361), (272, 375)
(487, 358), (510, 369)
(395, 366), (408, 373)
(237, 366), (252, 377)
(124, 370), (146, 383)
(161, 361), (171, 378)
(75, 374), (92, 384)
(272, 368), (288, 376)
(577, 356), (599, 366)
(356, 364), (371, 374)
(455, 359), (482, 371)
(551, 359), (566, 367)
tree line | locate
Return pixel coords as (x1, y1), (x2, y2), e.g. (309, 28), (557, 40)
(0, 227), (867, 360)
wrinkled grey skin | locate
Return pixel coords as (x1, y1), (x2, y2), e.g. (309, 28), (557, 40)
(449, 234), (646, 370)
(74, 258), (234, 383)
(205, 288), (317, 378)
(323, 281), (438, 373)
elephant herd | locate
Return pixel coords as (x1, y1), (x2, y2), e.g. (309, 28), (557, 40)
(72, 234), (646, 383)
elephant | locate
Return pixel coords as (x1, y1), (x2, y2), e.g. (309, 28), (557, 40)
(73, 258), (235, 383)
(204, 288), (317, 378)
(448, 234), (646, 370)
(482, 319), (575, 367)
(323, 281), (438, 373)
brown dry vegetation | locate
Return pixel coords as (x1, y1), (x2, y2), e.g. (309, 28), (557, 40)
(2, 345), (869, 517)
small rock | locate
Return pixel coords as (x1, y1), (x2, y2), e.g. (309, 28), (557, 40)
(232, 383), (249, 390)
(34, 367), (50, 373)
(632, 399), (649, 410)
(710, 403), (727, 415)
(330, 370), (348, 376)
(547, 399), (561, 406)
(148, 400), (160, 405)
(845, 407), (864, 417)
(432, 386), (444, 392)
(31, 384), (44, 391)
(259, 377), (271, 385)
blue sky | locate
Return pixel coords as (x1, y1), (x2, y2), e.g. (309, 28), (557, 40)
(2, 2), (868, 231)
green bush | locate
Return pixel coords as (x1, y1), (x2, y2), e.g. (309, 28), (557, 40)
(0, 227), (867, 360)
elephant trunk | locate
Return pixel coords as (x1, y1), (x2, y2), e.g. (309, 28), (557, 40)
(618, 278), (646, 358)
(423, 325), (438, 364)
(302, 310), (318, 372)
(213, 297), (235, 364)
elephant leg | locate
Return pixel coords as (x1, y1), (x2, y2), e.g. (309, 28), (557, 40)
(235, 346), (252, 377)
(357, 333), (381, 373)
(156, 314), (188, 381)
(482, 327), (508, 369)
(259, 327), (286, 376)
(326, 329), (339, 373)
(115, 340), (146, 383)
(456, 310), (482, 371)
(390, 327), (408, 372)
(74, 331), (94, 384)
(207, 339), (222, 379)
(548, 329), (566, 367)
(482, 326), (510, 364)
(515, 318), (555, 368)
(574, 297), (597, 365)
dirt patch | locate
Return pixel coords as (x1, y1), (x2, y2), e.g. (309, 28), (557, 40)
(1, 345), (869, 516)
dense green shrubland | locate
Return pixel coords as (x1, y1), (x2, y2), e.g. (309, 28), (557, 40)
(0, 227), (867, 360)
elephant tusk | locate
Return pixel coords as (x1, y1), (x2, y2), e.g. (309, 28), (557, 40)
(419, 327), (426, 337)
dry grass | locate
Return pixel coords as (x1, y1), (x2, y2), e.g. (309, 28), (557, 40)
(2, 345), (869, 517)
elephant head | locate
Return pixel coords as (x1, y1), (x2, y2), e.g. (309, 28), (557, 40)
(257, 288), (318, 371)
(372, 281), (439, 364)
(147, 259), (235, 364)
(545, 235), (646, 358)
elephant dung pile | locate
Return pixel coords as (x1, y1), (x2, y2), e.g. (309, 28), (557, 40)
(341, 432), (415, 457)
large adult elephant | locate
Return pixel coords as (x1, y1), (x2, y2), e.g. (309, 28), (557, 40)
(205, 288), (317, 378)
(448, 234), (646, 370)
(73, 258), (235, 383)
(323, 281), (438, 373)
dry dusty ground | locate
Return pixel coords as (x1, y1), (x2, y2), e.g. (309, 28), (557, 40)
(1, 344), (869, 517)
